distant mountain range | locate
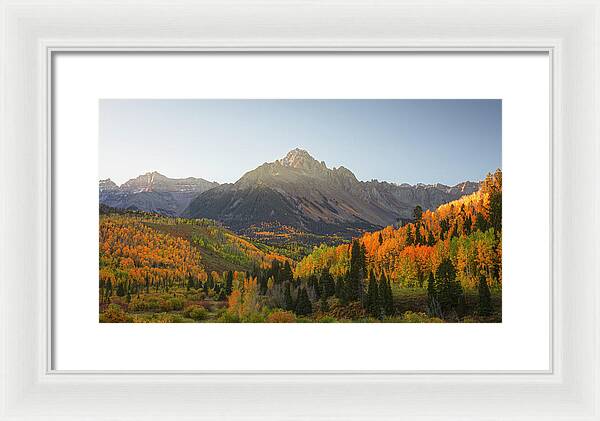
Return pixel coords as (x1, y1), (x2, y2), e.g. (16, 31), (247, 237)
(100, 149), (480, 236)
(98, 148), (481, 239)
(99, 172), (218, 217)
(182, 149), (480, 235)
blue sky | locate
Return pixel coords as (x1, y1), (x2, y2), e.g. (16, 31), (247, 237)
(99, 99), (501, 186)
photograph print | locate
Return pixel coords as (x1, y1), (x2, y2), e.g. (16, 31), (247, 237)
(99, 99), (502, 323)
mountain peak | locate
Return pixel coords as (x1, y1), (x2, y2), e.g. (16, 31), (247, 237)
(99, 178), (119, 192)
(143, 170), (166, 178)
(279, 148), (322, 170)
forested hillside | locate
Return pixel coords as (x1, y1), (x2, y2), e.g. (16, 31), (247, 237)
(99, 170), (501, 323)
(292, 169), (502, 321)
(296, 170), (502, 287)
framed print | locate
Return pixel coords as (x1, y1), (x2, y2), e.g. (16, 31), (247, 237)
(1, 1), (599, 420)
(52, 52), (548, 372)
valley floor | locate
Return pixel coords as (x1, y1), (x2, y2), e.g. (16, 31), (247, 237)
(100, 285), (501, 323)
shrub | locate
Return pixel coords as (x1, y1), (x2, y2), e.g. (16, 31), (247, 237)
(401, 311), (443, 323)
(381, 316), (404, 323)
(127, 297), (147, 312)
(100, 304), (131, 323)
(169, 314), (187, 323)
(217, 311), (240, 323)
(131, 314), (154, 323)
(152, 312), (187, 323)
(186, 292), (205, 301)
(183, 305), (209, 321)
(166, 297), (185, 311)
(327, 301), (366, 320)
(316, 315), (338, 323)
(266, 310), (296, 323)
(149, 297), (186, 312)
(144, 297), (162, 312)
(244, 312), (267, 323)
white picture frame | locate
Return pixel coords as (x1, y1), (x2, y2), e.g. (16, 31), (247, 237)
(1, 0), (598, 419)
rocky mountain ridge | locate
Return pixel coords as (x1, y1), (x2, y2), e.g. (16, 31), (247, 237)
(183, 149), (480, 236)
(99, 172), (218, 217)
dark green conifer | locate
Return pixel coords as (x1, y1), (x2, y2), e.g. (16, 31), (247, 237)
(413, 205), (423, 221)
(405, 226), (414, 246)
(478, 274), (493, 317)
(281, 261), (294, 284)
(225, 271), (233, 295)
(309, 274), (320, 298)
(320, 294), (329, 313)
(348, 240), (366, 302)
(270, 259), (281, 283)
(435, 258), (464, 319)
(335, 277), (346, 302)
(320, 268), (335, 298)
(283, 282), (294, 311)
(380, 273), (394, 316)
(366, 271), (380, 318)
(414, 223), (421, 245)
(427, 271), (435, 300)
(295, 288), (313, 316)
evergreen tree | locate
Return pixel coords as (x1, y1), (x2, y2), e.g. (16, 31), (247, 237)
(335, 276), (346, 303)
(426, 271), (435, 300)
(425, 271), (442, 318)
(105, 280), (112, 299)
(414, 223), (422, 245)
(308, 274), (320, 298)
(281, 261), (294, 284)
(440, 218), (449, 240)
(413, 205), (423, 221)
(258, 275), (268, 295)
(358, 244), (367, 301)
(360, 243), (367, 273)
(116, 282), (126, 297)
(348, 240), (366, 302)
(99, 279), (105, 304)
(488, 190), (502, 234)
(427, 230), (435, 246)
(478, 274), (493, 316)
(405, 226), (414, 245)
(225, 270), (233, 295)
(270, 259), (282, 283)
(464, 216), (472, 235)
(475, 212), (488, 232)
(295, 288), (313, 316)
(320, 268), (335, 298)
(320, 294), (329, 313)
(435, 258), (464, 319)
(283, 282), (294, 311)
(380, 273), (394, 316)
(366, 271), (380, 318)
